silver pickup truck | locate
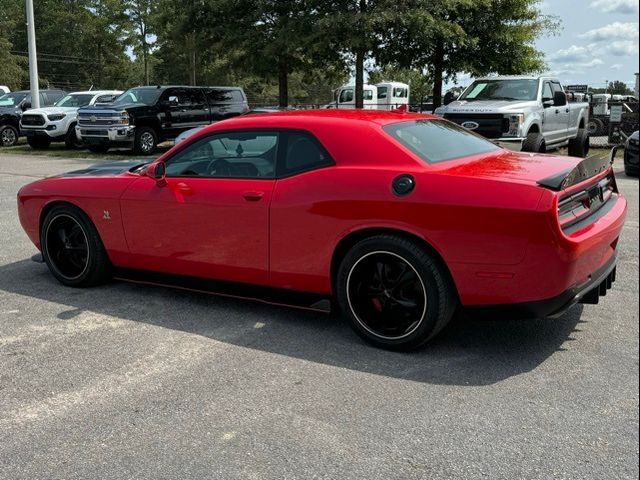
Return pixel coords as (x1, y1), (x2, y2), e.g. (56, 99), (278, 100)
(434, 76), (590, 157)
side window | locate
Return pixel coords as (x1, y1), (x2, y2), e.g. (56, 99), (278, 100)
(393, 87), (407, 98)
(542, 82), (553, 101)
(377, 86), (388, 99)
(339, 89), (353, 103)
(280, 131), (333, 177)
(363, 89), (374, 101)
(206, 88), (234, 104)
(183, 88), (206, 107)
(164, 131), (278, 179)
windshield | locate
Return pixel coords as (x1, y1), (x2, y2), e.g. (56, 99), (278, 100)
(384, 119), (500, 163)
(0, 92), (27, 107)
(55, 94), (94, 108)
(459, 79), (539, 101)
(113, 88), (162, 106)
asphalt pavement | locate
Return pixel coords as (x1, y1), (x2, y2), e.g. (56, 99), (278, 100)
(0, 152), (638, 480)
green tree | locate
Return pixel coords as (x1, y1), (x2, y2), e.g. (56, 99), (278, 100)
(124, 0), (158, 85)
(0, 2), (27, 90)
(608, 80), (633, 96)
(380, 0), (558, 108)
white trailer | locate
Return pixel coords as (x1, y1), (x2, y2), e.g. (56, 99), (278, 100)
(328, 82), (410, 110)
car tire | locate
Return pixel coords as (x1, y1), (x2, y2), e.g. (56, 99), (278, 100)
(40, 204), (112, 287)
(567, 128), (589, 158)
(64, 124), (82, 149)
(522, 132), (546, 153)
(625, 167), (638, 177)
(336, 235), (457, 351)
(587, 118), (604, 136)
(27, 135), (51, 149)
(87, 145), (109, 154)
(134, 127), (158, 155)
(0, 125), (19, 147)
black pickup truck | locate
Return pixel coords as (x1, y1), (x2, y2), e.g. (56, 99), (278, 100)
(76, 85), (249, 154)
(0, 89), (66, 147)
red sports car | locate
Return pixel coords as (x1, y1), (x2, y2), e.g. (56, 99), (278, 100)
(17, 110), (627, 350)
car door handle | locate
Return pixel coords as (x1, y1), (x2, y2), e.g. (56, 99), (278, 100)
(565, 108), (570, 113)
(555, 109), (560, 114)
(243, 191), (264, 201)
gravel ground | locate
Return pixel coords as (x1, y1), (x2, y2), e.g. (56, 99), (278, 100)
(0, 152), (638, 480)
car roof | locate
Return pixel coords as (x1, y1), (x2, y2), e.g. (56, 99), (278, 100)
(205, 109), (432, 129)
(67, 90), (122, 95)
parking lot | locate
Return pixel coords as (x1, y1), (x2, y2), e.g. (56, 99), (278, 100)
(0, 151), (638, 479)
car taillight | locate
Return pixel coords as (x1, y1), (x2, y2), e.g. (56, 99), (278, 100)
(557, 173), (616, 231)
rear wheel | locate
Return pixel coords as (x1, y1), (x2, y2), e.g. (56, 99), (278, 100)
(40, 204), (112, 287)
(522, 132), (546, 153)
(336, 235), (457, 351)
(568, 128), (589, 158)
(27, 135), (51, 149)
(0, 125), (19, 147)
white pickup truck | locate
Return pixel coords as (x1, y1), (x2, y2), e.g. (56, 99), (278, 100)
(20, 90), (121, 149)
(434, 76), (590, 157)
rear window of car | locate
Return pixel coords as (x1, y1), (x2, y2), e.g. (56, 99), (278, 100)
(383, 119), (500, 163)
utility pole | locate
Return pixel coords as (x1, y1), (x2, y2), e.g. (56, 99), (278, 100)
(25, 0), (40, 108)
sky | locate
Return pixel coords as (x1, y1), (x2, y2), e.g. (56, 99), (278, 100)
(442, 0), (639, 92)
(536, 0), (639, 91)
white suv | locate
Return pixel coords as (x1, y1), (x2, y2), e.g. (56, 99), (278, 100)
(20, 90), (122, 149)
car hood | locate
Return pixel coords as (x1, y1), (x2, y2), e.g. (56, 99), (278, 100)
(0, 106), (20, 116)
(436, 149), (603, 188)
(60, 159), (151, 177)
(438, 99), (537, 114)
(25, 106), (79, 116)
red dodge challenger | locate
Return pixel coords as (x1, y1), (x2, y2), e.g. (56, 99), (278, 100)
(17, 110), (627, 350)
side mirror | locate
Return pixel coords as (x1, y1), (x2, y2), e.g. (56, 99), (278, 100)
(22, 101), (32, 110)
(553, 91), (567, 107)
(169, 96), (179, 106)
(147, 162), (166, 186)
(542, 98), (554, 108)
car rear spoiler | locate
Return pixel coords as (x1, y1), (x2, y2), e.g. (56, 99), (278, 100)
(537, 155), (612, 191)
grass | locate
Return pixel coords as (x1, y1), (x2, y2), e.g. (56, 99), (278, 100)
(1, 142), (171, 161)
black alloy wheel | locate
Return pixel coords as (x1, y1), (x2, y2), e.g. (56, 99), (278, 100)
(346, 251), (427, 340)
(45, 214), (90, 280)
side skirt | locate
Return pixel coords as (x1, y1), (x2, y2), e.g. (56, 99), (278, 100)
(113, 267), (332, 313)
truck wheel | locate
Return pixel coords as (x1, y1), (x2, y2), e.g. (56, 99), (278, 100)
(0, 125), (19, 147)
(567, 128), (589, 158)
(134, 127), (158, 155)
(87, 145), (109, 154)
(336, 235), (458, 351)
(587, 118), (604, 136)
(522, 132), (546, 153)
(64, 124), (82, 149)
(27, 136), (51, 149)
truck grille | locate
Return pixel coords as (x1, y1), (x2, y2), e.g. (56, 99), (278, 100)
(80, 129), (109, 136)
(443, 113), (509, 139)
(20, 114), (46, 126)
(78, 111), (121, 127)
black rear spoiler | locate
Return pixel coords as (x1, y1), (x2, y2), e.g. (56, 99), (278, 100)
(537, 154), (612, 191)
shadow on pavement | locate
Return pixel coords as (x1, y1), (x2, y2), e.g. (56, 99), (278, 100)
(0, 258), (584, 386)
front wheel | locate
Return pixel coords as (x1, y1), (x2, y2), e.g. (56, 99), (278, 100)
(336, 235), (457, 350)
(40, 204), (112, 287)
(522, 132), (546, 153)
(64, 124), (83, 149)
(0, 125), (19, 147)
(133, 127), (158, 155)
(27, 135), (51, 149)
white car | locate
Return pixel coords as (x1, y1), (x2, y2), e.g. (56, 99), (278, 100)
(0, 86), (10, 94)
(20, 90), (122, 149)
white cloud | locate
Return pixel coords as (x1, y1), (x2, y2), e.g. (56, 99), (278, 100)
(549, 45), (590, 62)
(578, 22), (639, 42)
(606, 40), (640, 56)
(590, 0), (639, 14)
(610, 64), (623, 70)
